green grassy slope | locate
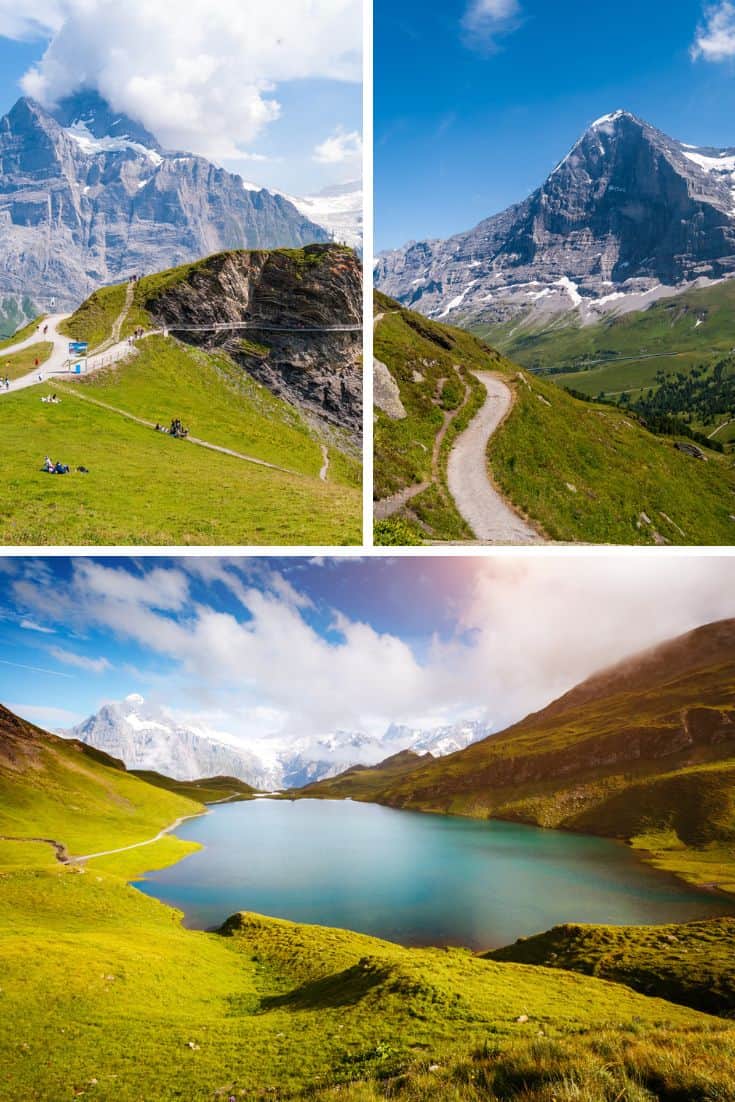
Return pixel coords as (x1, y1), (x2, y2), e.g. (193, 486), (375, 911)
(78, 335), (336, 480)
(487, 917), (735, 1018)
(483, 280), (735, 370)
(0, 341), (52, 380)
(477, 281), (735, 438)
(301, 619), (735, 895)
(0, 316), (45, 349)
(130, 770), (257, 803)
(1, 702), (734, 1101)
(59, 283), (128, 349)
(0, 704), (201, 863)
(374, 294), (735, 546)
(297, 750), (433, 801)
(0, 342), (360, 545)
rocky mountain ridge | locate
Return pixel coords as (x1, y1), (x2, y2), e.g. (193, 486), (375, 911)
(58, 694), (490, 789)
(0, 90), (329, 334)
(376, 110), (735, 330)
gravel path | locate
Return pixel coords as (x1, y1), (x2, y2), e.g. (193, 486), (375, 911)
(447, 371), (543, 544)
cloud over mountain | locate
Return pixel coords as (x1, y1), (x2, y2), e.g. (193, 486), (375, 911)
(0, 0), (362, 160)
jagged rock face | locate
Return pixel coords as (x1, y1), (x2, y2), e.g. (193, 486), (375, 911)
(0, 91), (328, 332)
(376, 111), (735, 327)
(141, 244), (363, 438)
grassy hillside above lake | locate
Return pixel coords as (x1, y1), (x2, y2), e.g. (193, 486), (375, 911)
(487, 917), (735, 1019)
(300, 619), (735, 895)
(0, 704), (200, 866)
(0, 336), (360, 545)
(130, 770), (258, 803)
(1, 702), (734, 1100)
(297, 750), (432, 801)
(374, 294), (735, 545)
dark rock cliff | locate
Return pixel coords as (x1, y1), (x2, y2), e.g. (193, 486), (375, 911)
(139, 244), (363, 438)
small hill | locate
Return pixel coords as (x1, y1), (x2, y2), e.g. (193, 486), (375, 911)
(0, 703), (200, 860)
(374, 294), (735, 545)
(313, 619), (735, 893)
(65, 244), (363, 438)
(130, 770), (257, 803)
(486, 917), (735, 1018)
(296, 748), (431, 800)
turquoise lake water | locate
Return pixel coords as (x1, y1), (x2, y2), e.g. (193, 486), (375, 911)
(134, 797), (733, 950)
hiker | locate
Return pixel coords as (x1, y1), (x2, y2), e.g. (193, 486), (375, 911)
(54, 461), (69, 474)
(43, 324), (48, 336)
(4, 377), (9, 390)
(34, 357), (39, 368)
(42, 456), (54, 472)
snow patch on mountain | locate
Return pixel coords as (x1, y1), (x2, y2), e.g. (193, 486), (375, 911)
(64, 121), (164, 164)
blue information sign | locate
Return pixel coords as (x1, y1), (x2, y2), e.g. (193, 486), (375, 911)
(68, 341), (89, 354)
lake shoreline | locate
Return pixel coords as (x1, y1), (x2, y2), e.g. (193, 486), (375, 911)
(131, 796), (734, 953)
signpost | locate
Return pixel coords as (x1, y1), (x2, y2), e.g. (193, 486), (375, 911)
(68, 342), (89, 375)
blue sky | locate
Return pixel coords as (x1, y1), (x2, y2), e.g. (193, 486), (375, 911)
(1, 555), (734, 750)
(376, 0), (735, 250)
(0, 2), (362, 196)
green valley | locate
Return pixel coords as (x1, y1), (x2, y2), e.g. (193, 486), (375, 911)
(476, 280), (735, 445)
(2, 702), (735, 1101)
(373, 294), (735, 546)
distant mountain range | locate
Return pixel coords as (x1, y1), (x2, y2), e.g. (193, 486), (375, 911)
(0, 89), (358, 335)
(376, 110), (735, 330)
(58, 695), (490, 789)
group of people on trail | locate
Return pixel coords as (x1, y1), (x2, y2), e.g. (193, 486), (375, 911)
(155, 417), (189, 439)
(126, 327), (146, 346)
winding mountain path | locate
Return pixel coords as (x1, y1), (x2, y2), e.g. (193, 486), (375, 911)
(56, 385), (309, 478)
(447, 371), (543, 544)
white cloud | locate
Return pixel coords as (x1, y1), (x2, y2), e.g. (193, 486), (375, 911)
(313, 126), (363, 165)
(461, 0), (522, 48)
(48, 645), (112, 674)
(0, 1), (66, 40)
(4, 0), (361, 160)
(692, 1), (735, 60)
(20, 618), (55, 634)
(11, 557), (735, 750)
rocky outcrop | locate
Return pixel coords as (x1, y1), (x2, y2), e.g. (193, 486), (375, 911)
(0, 91), (328, 334)
(376, 111), (735, 329)
(140, 244), (363, 438)
(373, 358), (406, 418)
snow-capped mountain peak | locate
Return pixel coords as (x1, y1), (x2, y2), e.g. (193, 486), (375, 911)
(59, 698), (491, 790)
(376, 110), (735, 329)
